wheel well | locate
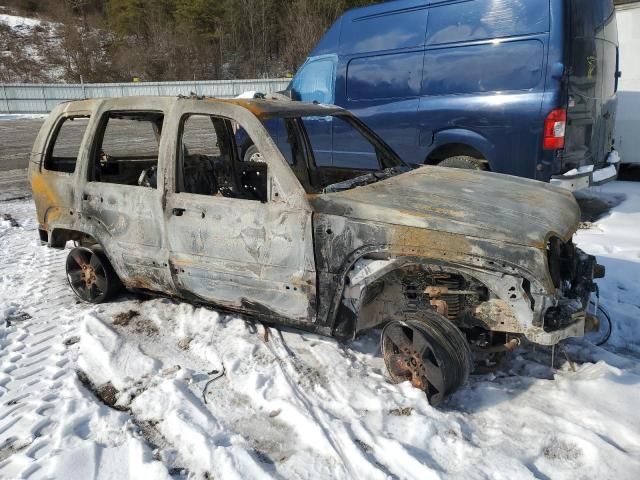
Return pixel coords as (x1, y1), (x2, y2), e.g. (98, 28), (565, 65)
(426, 144), (486, 165)
(240, 139), (255, 159)
(50, 228), (99, 249)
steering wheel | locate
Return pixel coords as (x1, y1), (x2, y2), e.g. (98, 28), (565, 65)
(138, 166), (158, 188)
(99, 150), (112, 165)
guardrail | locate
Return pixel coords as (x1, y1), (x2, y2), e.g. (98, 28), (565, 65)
(0, 78), (290, 114)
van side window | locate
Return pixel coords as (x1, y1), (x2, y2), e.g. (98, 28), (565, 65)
(422, 41), (544, 95)
(44, 116), (90, 173)
(179, 114), (266, 202)
(427, 0), (549, 45)
(290, 59), (335, 104)
(347, 52), (423, 101)
(342, 8), (428, 54)
(90, 112), (163, 188)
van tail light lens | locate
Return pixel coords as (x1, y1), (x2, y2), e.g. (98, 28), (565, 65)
(543, 108), (567, 150)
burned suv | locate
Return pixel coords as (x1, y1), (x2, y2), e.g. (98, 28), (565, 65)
(29, 97), (603, 405)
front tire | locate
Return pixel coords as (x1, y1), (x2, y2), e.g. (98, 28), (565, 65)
(66, 247), (121, 303)
(381, 310), (473, 406)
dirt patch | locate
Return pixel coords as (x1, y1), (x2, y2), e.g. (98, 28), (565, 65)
(177, 337), (192, 350)
(354, 438), (373, 453)
(1, 213), (20, 227)
(63, 336), (80, 346)
(113, 309), (140, 326)
(132, 317), (159, 336)
(389, 407), (413, 417)
(0, 439), (30, 462)
(543, 437), (583, 465)
(76, 370), (127, 411)
(578, 221), (594, 230)
(4, 310), (31, 327)
(97, 383), (119, 407)
(113, 310), (158, 336)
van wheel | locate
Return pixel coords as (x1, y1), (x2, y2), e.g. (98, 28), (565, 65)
(66, 247), (121, 303)
(438, 155), (487, 170)
(243, 144), (263, 163)
(381, 310), (473, 406)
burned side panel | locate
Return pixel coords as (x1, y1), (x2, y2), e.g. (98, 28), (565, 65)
(78, 184), (173, 292)
(311, 206), (581, 345)
(164, 194), (317, 323)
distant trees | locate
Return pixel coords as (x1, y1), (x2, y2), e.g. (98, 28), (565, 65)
(1, 0), (378, 83)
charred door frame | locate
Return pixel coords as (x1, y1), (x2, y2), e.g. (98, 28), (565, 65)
(161, 100), (320, 326)
(74, 98), (175, 292)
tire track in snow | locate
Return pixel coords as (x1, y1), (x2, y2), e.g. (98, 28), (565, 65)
(261, 328), (389, 480)
(0, 200), (95, 477)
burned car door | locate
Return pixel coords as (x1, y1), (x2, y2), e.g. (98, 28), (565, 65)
(163, 105), (317, 323)
(79, 105), (174, 292)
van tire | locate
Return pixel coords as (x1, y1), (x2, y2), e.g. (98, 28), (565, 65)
(243, 144), (263, 163)
(438, 156), (487, 171)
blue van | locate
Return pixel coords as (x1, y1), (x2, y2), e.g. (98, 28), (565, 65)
(252, 0), (621, 189)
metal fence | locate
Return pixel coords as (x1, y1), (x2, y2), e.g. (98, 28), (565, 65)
(0, 78), (290, 114)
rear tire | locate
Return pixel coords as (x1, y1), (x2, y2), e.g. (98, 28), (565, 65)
(381, 310), (473, 406)
(438, 155), (486, 170)
(66, 247), (121, 303)
(243, 144), (263, 163)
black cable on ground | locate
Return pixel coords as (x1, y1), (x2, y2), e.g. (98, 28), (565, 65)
(202, 365), (226, 404)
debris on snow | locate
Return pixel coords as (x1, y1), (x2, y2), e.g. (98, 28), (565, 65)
(113, 309), (140, 327)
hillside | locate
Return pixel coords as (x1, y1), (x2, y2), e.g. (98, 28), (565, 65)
(0, 9), (64, 83)
(0, 0), (377, 84)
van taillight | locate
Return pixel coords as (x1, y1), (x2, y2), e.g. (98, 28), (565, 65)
(543, 109), (567, 150)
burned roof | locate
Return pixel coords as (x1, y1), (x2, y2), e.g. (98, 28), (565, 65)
(57, 96), (347, 121)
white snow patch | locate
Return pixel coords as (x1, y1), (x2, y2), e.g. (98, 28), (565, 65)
(236, 91), (258, 99)
(78, 313), (161, 391)
(592, 165), (618, 183)
(0, 13), (42, 29)
(47, 437), (171, 480)
(0, 114), (48, 121)
(1, 182), (640, 478)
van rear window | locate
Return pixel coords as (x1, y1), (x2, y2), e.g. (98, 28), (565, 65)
(346, 51), (423, 101)
(427, 0), (550, 45)
(422, 40), (544, 95)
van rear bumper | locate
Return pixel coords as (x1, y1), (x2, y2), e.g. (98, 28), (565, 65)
(550, 151), (621, 191)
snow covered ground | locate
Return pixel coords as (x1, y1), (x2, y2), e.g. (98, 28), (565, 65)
(1, 182), (639, 479)
(0, 115), (47, 121)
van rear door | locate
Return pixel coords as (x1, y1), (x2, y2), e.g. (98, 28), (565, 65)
(565, 0), (619, 172)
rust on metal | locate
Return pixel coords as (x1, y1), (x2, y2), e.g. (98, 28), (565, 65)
(28, 95), (600, 351)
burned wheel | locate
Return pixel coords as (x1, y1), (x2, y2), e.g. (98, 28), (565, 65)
(66, 247), (119, 303)
(382, 311), (473, 406)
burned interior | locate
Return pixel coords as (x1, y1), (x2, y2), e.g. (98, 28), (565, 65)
(29, 97), (604, 405)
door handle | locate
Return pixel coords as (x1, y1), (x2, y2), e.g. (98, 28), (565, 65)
(172, 208), (186, 217)
(82, 193), (102, 202)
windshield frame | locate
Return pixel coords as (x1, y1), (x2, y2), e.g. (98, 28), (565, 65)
(287, 112), (410, 170)
(248, 108), (411, 194)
